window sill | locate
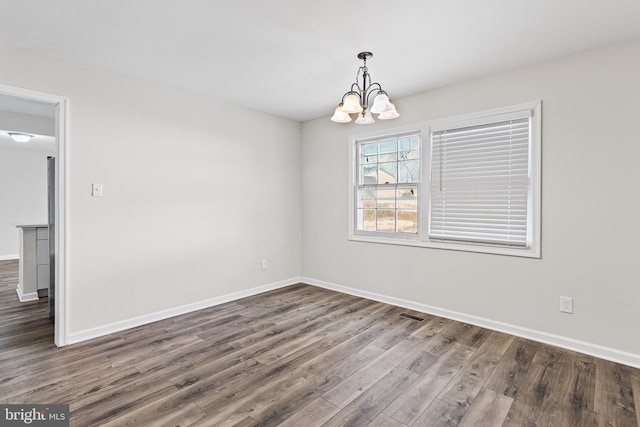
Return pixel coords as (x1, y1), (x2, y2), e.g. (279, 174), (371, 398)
(348, 233), (540, 258)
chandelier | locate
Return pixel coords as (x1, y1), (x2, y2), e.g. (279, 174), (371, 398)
(331, 52), (399, 124)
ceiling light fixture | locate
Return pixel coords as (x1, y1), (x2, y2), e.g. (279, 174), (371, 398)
(8, 132), (34, 143)
(331, 52), (399, 124)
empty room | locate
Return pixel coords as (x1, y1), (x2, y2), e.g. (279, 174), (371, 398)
(1, 1), (639, 426)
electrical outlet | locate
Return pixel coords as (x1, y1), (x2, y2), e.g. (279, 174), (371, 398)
(560, 296), (574, 314)
(91, 183), (103, 197)
(261, 259), (268, 270)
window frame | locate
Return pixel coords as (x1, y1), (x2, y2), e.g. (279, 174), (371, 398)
(348, 101), (541, 258)
(354, 131), (423, 239)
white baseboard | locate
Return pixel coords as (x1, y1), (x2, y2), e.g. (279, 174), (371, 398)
(0, 254), (19, 261)
(301, 277), (640, 369)
(65, 274), (640, 369)
(16, 288), (39, 302)
(67, 277), (301, 345)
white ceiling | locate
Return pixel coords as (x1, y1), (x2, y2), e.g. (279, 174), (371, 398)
(1, 1), (640, 122)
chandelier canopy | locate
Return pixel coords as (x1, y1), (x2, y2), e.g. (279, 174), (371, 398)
(331, 52), (399, 124)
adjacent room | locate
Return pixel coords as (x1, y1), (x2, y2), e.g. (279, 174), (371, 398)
(0, 1), (639, 426)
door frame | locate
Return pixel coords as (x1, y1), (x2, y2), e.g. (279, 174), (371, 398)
(0, 83), (68, 346)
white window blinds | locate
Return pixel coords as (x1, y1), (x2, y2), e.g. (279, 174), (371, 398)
(429, 114), (531, 247)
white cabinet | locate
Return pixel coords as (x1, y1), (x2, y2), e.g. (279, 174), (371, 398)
(36, 231), (50, 293)
(16, 224), (49, 302)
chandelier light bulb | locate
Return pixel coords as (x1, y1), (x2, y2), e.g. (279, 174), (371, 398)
(355, 109), (375, 125)
(378, 103), (400, 120)
(370, 93), (390, 114)
(331, 104), (352, 123)
(341, 93), (363, 114)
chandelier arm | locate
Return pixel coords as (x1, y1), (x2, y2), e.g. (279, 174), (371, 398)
(364, 83), (384, 110)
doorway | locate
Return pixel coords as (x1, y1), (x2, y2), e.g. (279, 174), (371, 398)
(0, 84), (68, 346)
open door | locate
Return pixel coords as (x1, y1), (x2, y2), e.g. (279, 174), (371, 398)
(0, 83), (68, 345)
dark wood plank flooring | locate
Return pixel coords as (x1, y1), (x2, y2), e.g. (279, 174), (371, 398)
(1, 259), (639, 426)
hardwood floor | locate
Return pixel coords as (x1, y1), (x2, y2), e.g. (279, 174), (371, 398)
(1, 259), (639, 426)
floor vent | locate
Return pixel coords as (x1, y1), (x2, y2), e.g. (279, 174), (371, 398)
(400, 313), (424, 321)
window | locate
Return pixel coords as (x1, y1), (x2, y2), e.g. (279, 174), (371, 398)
(355, 134), (421, 236)
(349, 101), (541, 258)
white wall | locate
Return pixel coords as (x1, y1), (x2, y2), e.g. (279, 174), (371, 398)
(2, 34), (638, 364)
(302, 38), (640, 362)
(0, 146), (54, 258)
(0, 42), (302, 336)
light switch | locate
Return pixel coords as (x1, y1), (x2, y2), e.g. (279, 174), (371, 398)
(92, 183), (103, 197)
